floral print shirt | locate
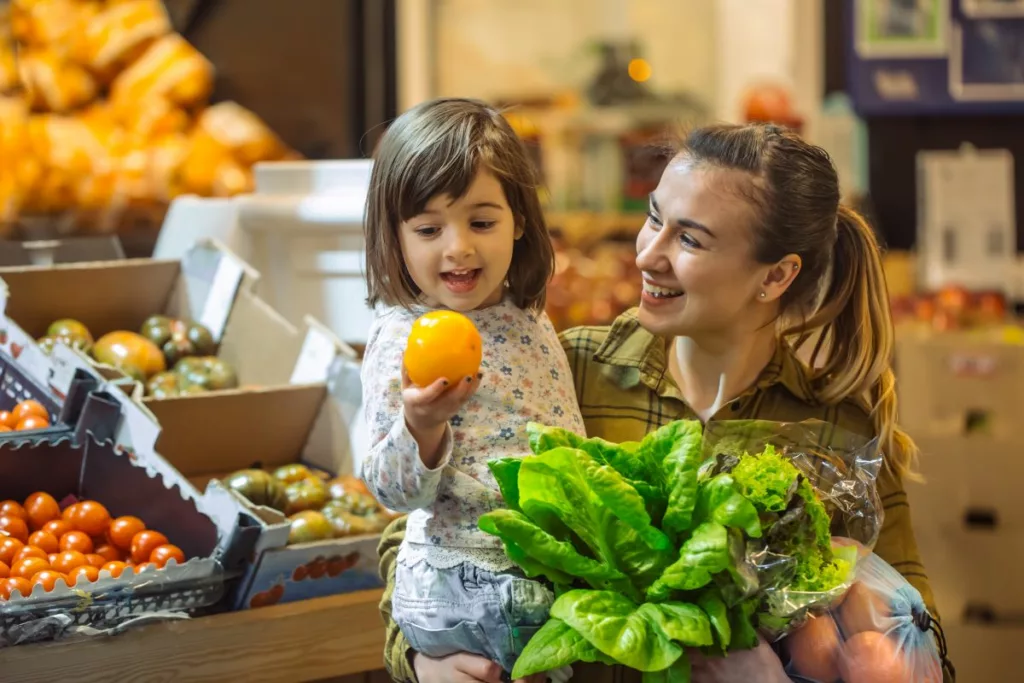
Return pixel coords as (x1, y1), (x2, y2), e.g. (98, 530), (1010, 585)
(360, 298), (586, 568)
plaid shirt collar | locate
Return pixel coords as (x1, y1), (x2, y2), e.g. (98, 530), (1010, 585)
(591, 308), (816, 404)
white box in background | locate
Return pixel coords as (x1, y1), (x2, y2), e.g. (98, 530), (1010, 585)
(916, 144), (1016, 294)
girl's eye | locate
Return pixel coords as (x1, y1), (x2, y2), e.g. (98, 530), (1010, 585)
(415, 226), (439, 237)
(471, 220), (496, 230)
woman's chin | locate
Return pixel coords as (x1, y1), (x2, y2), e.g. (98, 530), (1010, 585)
(637, 299), (688, 337)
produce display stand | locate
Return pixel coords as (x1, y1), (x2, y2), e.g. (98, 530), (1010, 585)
(0, 589), (389, 683)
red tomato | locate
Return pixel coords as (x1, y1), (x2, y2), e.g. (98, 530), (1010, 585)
(107, 516), (145, 551)
(11, 556), (49, 579)
(101, 561), (128, 578)
(42, 520), (72, 538)
(59, 531), (94, 554)
(149, 544), (185, 568)
(15, 415), (50, 431)
(130, 530), (168, 565)
(0, 537), (24, 565)
(68, 501), (111, 537)
(67, 564), (99, 586)
(32, 570), (65, 592)
(24, 492), (60, 531)
(12, 400), (47, 423)
(0, 576), (33, 599)
(0, 500), (28, 522)
(27, 531), (58, 555)
(51, 550), (87, 574)
(0, 515), (29, 543)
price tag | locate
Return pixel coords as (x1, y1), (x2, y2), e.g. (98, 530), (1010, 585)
(198, 254), (245, 341)
(291, 326), (340, 384)
(15, 342), (51, 387)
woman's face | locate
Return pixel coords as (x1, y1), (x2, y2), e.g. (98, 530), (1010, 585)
(635, 158), (774, 342)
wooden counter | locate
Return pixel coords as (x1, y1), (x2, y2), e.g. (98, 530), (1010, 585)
(0, 589), (388, 683)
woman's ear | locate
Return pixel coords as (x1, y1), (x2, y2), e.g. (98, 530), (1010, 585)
(758, 255), (801, 303)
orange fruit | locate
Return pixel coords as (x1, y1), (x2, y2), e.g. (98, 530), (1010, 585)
(404, 311), (482, 387)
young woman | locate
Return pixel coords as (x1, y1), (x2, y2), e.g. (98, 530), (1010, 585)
(377, 122), (950, 683)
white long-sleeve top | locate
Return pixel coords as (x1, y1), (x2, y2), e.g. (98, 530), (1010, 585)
(360, 298), (585, 570)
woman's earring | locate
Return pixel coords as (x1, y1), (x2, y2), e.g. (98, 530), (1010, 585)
(759, 291), (767, 299)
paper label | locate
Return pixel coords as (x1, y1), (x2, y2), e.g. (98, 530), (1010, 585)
(198, 253), (245, 340)
(290, 326), (340, 384)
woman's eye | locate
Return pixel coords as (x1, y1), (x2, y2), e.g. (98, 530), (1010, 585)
(646, 211), (662, 227)
(680, 232), (702, 249)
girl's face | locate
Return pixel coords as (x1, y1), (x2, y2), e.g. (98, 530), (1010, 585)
(635, 159), (774, 342)
(399, 169), (521, 311)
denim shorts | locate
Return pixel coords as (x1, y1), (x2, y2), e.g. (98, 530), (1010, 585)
(393, 556), (554, 675)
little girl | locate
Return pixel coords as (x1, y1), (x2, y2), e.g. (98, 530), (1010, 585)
(360, 98), (584, 679)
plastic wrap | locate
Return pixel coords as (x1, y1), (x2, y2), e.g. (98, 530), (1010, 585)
(474, 419), (884, 680)
(782, 551), (949, 683)
(701, 419), (884, 637)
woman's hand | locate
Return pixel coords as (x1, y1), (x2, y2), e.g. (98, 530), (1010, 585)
(690, 636), (790, 683)
(412, 651), (546, 683)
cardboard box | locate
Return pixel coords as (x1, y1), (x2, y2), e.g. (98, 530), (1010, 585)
(0, 240), (358, 467)
(896, 332), (1024, 440)
(0, 429), (226, 645)
(177, 352), (381, 611)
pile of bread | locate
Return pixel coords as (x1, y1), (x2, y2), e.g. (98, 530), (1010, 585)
(0, 0), (296, 229)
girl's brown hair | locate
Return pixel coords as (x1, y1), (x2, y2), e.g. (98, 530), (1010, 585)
(679, 123), (917, 479)
(364, 98), (553, 311)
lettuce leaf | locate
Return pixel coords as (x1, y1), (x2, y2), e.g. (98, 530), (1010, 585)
(511, 618), (614, 678)
(640, 421), (703, 538)
(647, 522), (731, 601)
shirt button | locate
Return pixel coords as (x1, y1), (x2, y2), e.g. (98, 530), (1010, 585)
(731, 400), (743, 412)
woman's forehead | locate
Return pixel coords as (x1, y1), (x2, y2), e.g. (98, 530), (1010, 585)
(653, 161), (759, 238)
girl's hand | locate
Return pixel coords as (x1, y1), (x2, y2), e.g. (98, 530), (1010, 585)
(412, 651), (545, 683)
(402, 365), (480, 433)
(689, 636), (790, 683)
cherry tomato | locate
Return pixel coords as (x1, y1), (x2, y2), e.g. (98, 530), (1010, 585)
(47, 553), (58, 565)
(0, 410), (16, 429)
(0, 515), (28, 543)
(11, 556), (49, 579)
(51, 550), (87, 574)
(42, 520), (72, 538)
(62, 503), (79, 522)
(24, 492), (60, 531)
(68, 501), (111, 537)
(84, 553), (106, 569)
(101, 561), (128, 578)
(107, 516), (145, 551)
(149, 544), (185, 568)
(27, 531), (58, 555)
(133, 561), (154, 572)
(15, 415), (50, 431)
(32, 570), (65, 592)
(59, 531), (94, 554)
(0, 537), (24, 565)
(130, 530), (168, 565)
(14, 546), (46, 564)
(93, 543), (121, 563)
(0, 559), (8, 579)
(12, 400), (47, 423)
(1, 576), (33, 599)
(0, 500), (28, 522)
(67, 564), (99, 586)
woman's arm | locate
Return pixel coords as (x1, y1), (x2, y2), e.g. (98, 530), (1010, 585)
(378, 515), (419, 682)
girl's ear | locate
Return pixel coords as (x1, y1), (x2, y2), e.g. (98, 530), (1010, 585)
(514, 218), (525, 240)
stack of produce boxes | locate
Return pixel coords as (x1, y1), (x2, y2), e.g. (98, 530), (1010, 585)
(0, 237), (385, 638)
(896, 321), (1024, 681)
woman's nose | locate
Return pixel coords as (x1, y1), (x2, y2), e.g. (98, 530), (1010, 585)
(635, 225), (669, 272)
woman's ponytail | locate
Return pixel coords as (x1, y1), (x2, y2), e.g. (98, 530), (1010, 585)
(801, 205), (919, 480)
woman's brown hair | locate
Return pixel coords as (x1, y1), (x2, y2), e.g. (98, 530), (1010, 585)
(679, 123), (917, 479)
(364, 98), (553, 311)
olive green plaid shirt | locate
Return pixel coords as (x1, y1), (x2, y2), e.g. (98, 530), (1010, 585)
(377, 309), (949, 683)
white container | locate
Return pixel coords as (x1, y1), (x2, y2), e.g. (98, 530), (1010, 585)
(156, 160), (377, 346)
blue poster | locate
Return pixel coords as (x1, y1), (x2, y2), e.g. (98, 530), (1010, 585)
(848, 0), (1024, 114)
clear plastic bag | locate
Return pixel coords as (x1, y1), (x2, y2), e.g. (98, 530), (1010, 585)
(782, 551), (949, 683)
(701, 419), (884, 636)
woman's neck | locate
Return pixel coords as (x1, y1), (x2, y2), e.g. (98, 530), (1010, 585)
(667, 327), (778, 422)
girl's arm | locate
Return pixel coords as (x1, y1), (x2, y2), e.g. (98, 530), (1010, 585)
(360, 316), (453, 513)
